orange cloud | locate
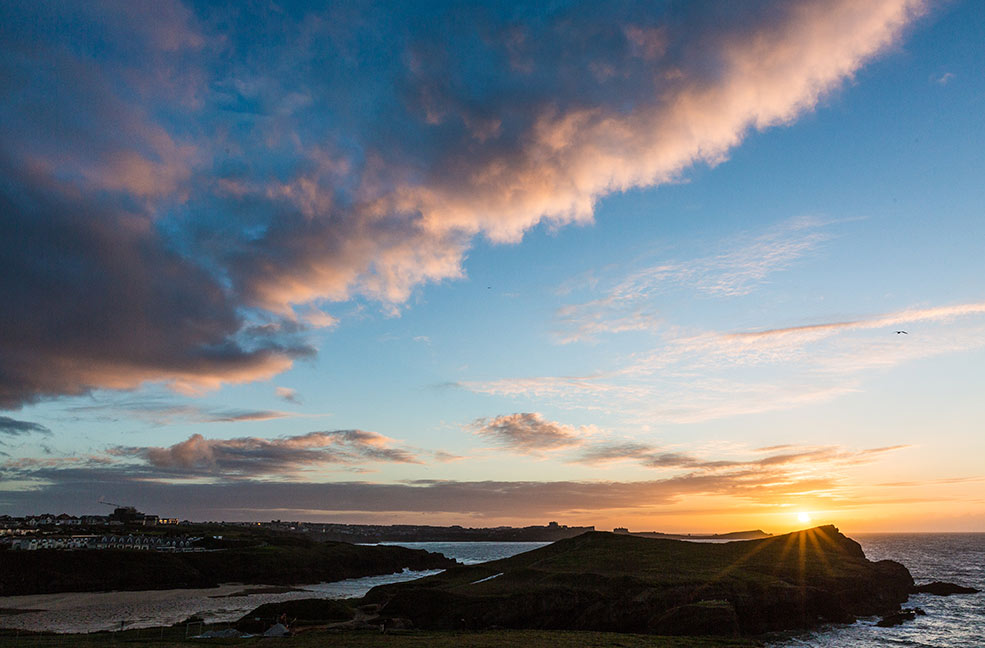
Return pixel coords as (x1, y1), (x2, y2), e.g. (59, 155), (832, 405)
(229, 1), (927, 315)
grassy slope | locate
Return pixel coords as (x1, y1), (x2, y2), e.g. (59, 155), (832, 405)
(0, 628), (759, 648)
(382, 525), (873, 589)
(364, 525), (912, 635)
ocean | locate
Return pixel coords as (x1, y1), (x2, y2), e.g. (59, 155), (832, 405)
(768, 533), (985, 647)
(0, 534), (981, 643)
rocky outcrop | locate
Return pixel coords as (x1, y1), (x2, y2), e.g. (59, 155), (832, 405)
(877, 609), (916, 627)
(912, 581), (980, 595)
(236, 599), (355, 633)
(363, 525), (913, 637)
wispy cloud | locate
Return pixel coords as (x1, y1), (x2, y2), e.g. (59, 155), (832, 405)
(64, 397), (295, 426)
(554, 217), (835, 343)
(573, 440), (906, 473)
(466, 300), (985, 423)
(666, 301), (985, 369)
(0, 416), (52, 437)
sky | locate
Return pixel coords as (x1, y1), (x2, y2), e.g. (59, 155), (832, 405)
(1, 0), (983, 534)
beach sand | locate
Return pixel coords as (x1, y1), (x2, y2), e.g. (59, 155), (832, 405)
(0, 583), (317, 633)
(0, 568), (441, 634)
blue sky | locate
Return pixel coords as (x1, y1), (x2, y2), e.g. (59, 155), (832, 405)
(1, 0), (983, 532)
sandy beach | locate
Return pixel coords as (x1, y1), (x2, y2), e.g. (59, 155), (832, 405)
(0, 583), (317, 633)
(0, 568), (441, 634)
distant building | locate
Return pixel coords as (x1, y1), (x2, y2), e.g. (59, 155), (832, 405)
(108, 507), (158, 526)
(613, 527), (630, 534)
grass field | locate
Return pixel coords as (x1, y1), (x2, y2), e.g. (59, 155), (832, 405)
(0, 627), (761, 647)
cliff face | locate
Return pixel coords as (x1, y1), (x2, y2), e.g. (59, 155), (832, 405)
(365, 525), (913, 636)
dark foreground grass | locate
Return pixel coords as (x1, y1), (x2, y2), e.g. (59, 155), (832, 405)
(0, 627), (760, 648)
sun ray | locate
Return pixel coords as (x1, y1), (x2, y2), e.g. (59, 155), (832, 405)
(805, 527), (834, 576)
(773, 529), (799, 574)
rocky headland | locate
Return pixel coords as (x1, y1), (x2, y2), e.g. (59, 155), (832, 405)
(359, 525), (913, 636)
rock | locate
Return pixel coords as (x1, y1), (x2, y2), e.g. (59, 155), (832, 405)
(877, 609), (916, 627)
(236, 598), (355, 633)
(912, 581), (980, 595)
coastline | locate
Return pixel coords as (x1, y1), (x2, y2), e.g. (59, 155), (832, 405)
(0, 582), (315, 633)
(0, 570), (441, 634)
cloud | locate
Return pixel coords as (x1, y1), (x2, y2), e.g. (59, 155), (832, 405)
(574, 440), (906, 472)
(63, 397), (294, 426)
(554, 216), (835, 342)
(0, 442), (910, 520)
(0, 0), (927, 407)
(208, 410), (290, 423)
(0, 416), (51, 437)
(0, 157), (312, 409)
(473, 413), (587, 453)
(576, 442), (725, 469)
(110, 430), (420, 479)
(554, 301), (663, 345)
(275, 387), (301, 405)
(467, 300), (985, 423)
(432, 450), (465, 463)
(0, 471), (752, 519)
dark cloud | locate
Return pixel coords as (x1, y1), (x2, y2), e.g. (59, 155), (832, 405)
(109, 430), (420, 478)
(0, 1), (926, 407)
(0, 468), (825, 521)
(0, 441), (910, 519)
(0, 416), (51, 437)
(0, 161), (312, 409)
(473, 413), (584, 453)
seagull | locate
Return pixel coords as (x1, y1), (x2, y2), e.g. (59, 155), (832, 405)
(895, 330), (908, 334)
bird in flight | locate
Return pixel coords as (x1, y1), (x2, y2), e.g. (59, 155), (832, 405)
(895, 330), (908, 334)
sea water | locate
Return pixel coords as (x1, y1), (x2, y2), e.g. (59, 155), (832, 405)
(368, 540), (550, 564)
(769, 533), (985, 648)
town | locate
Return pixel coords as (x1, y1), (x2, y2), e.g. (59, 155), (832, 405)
(0, 506), (596, 551)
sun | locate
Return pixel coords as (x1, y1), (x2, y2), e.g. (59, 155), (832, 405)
(797, 512), (812, 524)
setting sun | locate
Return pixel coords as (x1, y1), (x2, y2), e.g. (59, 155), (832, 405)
(797, 512), (812, 524)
